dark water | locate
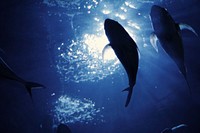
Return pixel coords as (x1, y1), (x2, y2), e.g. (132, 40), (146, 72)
(0, 0), (200, 133)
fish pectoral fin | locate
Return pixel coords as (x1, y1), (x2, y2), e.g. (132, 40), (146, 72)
(136, 48), (141, 60)
(150, 32), (159, 52)
(102, 44), (113, 61)
(178, 23), (198, 36)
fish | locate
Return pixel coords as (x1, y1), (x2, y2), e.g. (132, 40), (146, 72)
(150, 5), (198, 94)
(161, 124), (188, 133)
(56, 124), (72, 133)
(0, 56), (45, 98)
(103, 18), (139, 107)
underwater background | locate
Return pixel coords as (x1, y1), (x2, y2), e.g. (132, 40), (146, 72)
(0, 0), (200, 133)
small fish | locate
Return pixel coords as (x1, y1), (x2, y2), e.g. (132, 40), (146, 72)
(161, 124), (188, 133)
(103, 18), (139, 107)
(56, 124), (72, 133)
(0, 56), (45, 98)
(150, 5), (198, 94)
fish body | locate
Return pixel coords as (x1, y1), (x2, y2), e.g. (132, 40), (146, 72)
(103, 18), (139, 107)
(150, 5), (198, 93)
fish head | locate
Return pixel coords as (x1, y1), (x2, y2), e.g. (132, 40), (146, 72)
(104, 18), (122, 43)
(104, 18), (116, 32)
(150, 5), (173, 35)
(150, 5), (168, 19)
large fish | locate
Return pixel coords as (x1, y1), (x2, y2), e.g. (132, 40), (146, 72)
(0, 56), (45, 98)
(103, 18), (139, 107)
(150, 5), (198, 93)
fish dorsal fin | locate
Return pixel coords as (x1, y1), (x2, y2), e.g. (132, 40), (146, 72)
(150, 32), (158, 52)
(178, 23), (198, 36)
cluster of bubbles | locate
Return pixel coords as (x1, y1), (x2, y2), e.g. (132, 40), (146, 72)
(52, 95), (104, 124)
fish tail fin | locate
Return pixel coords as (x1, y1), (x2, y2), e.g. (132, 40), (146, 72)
(25, 82), (45, 98)
(122, 87), (133, 107)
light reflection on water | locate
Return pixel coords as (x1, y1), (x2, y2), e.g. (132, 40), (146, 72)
(56, 33), (120, 83)
(44, 0), (154, 83)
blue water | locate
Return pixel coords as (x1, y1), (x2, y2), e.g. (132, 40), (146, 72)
(0, 0), (200, 133)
